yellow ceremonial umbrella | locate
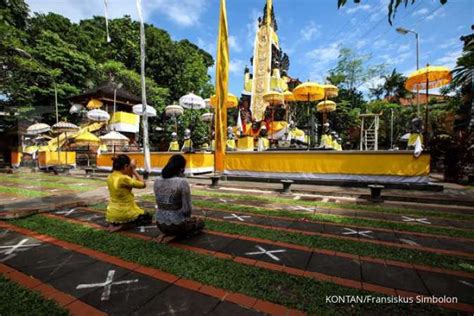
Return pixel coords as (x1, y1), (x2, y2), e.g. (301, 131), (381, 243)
(86, 98), (103, 110)
(209, 93), (238, 108)
(263, 91), (284, 105)
(283, 91), (295, 103)
(75, 131), (101, 146)
(323, 84), (339, 99)
(405, 64), (452, 135)
(317, 100), (337, 125)
(317, 100), (337, 113)
(292, 82), (325, 147)
(292, 82), (325, 102)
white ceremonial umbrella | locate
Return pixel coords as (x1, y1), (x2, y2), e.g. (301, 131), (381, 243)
(179, 92), (205, 110)
(100, 131), (129, 154)
(26, 123), (51, 135)
(133, 104), (157, 117)
(51, 121), (79, 134)
(165, 104), (184, 133)
(87, 109), (110, 122)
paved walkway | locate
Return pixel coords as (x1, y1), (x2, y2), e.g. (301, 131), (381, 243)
(48, 207), (474, 313)
(187, 177), (474, 208)
(0, 224), (283, 315)
(192, 195), (474, 229)
(140, 200), (474, 258)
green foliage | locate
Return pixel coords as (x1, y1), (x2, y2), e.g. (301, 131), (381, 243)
(97, 60), (169, 114)
(1, 3), (214, 148)
(452, 37), (473, 89)
(0, 0), (29, 29)
(0, 276), (68, 316)
(365, 99), (410, 148)
(329, 48), (385, 92)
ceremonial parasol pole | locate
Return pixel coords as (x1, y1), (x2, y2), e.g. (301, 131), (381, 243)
(137, 0), (151, 178)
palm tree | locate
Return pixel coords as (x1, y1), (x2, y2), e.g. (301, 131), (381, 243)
(369, 85), (384, 100)
(452, 36), (473, 89)
(381, 69), (408, 102)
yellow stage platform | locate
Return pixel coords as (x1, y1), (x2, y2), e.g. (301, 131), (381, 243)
(96, 150), (430, 184)
(38, 151), (76, 169)
(96, 152), (214, 174)
(223, 151), (430, 184)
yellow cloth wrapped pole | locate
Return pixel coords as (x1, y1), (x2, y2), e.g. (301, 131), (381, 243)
(214, 0), (229, 172)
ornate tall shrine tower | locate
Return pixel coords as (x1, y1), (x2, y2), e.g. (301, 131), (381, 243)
(246, 0), (291, 121)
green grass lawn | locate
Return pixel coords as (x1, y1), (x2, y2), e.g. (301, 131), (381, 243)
(0, 186), (48, 198)
(189, 199), (474, 240)
(0, 275), (68, 316)
(0, 173), (105, 186)
(77, 202), (474, 273)
(204, 219), (474, 273)
(8, 215), (450, 315)
(190, 189), (474, 222)
(0, 177), (93, 192)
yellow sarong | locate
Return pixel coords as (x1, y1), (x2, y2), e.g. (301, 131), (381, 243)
(106, 171), (146, 224)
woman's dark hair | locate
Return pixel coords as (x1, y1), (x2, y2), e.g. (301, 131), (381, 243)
(112, 154), (131, 171)
(162, 154), (186, 179)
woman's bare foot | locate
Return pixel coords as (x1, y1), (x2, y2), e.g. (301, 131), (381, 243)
(154, 234), (166, 243)
(162, 235), (176, 244)
(107, 224), (124, 232)
(154, 234), (176, 244)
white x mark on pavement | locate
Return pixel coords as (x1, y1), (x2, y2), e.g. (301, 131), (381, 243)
(291, 205), (313, 212)
(83, 214), (102, 222)
(76, 270), (139, 301)
(459, 280), (474, 288)
(399, 238), (420, 247)
(245, 245), (286, 261)
(342, 228), (374, 239)
(55, 209), (77, 216)
(138, 226), (156, 233)
(0, 239), (41, 255)
(401, 216), (431, 225)
(223, 214), (251, 222)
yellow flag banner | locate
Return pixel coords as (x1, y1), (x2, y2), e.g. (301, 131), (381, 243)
(214, 0), (229, 172)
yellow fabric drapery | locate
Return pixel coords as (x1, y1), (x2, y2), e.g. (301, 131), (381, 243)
(214, 0), (229, 172)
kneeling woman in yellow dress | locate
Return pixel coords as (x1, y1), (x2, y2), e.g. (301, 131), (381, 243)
(106, 154), (151, 231)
